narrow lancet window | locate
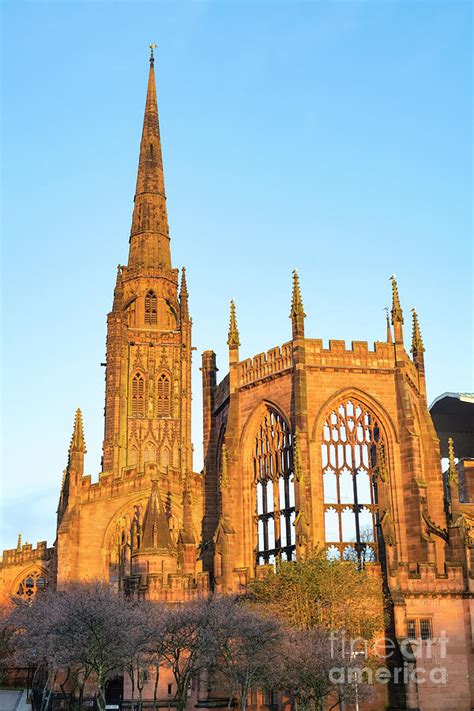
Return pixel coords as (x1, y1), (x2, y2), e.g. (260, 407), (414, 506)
(131, 372), (145, 417)
(157, 373), (171, 417)
(145, 290), (157, 325)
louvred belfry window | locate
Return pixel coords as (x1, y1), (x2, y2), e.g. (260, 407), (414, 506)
(254, 407), (295, 566)
(131, 373), (145, 417)
(157, 373), (171, 417)
(145, 290), (157, 325)
(322, 398), (384, 565)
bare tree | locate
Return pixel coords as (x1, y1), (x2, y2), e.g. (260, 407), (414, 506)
(201, 596), (284, 711)
(159, 600), (212, 711)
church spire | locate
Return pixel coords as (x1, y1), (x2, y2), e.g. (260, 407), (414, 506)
(128, 47), (171, 270)
(141, 477), (175, 551)
(385, 307), (393, 344)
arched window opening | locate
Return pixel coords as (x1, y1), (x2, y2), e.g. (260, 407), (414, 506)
(321, 398), (384, 565)
(157, 373), (171, 417)
(145, 290), (157, 325)
(144, 442), (156, 463)
(131, 373), (145, 417)
(254, 408), (295, 566)
(15, 570), (48, 599)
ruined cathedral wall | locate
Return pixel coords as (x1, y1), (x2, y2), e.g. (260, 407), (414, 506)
(0, 542), (53, 606)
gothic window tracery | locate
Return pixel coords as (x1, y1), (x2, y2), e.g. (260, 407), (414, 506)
(157, 373), (171, 417)
(322, 398), (384, 564)
(15, 570), (48, 599)
(144, 442), (156, 463)
(145, 290), (157, 325)
(131, 373), (145, 417)
(254, 407), (295, 566)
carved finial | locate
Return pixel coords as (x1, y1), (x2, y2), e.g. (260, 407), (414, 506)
(149, 43), (157, 65)
(69, 408), (86, 454)
(227, 300), (240, 347)
(384, 307), (393, 344)
(390, 274), (403, 325)
(17, 534), (22, 551)
(447, 437), (458, 485)
(290, 269), (306, 319)
(180, 267), (189, 321)
(410, 308), (425, 357)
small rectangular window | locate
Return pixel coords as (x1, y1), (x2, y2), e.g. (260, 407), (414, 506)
(167, 684), (173, 695)
(407, 619), (417, 639)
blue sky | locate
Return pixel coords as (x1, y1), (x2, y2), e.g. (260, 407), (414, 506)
(1, 0), (472, 551)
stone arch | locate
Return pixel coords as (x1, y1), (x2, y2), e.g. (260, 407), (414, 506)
(311, 387), (399, 451)
(12, 565), (50, 600)
(238, 398), (292, 457)
(313, 388), (397, 563)
(238, 399), (295, 569)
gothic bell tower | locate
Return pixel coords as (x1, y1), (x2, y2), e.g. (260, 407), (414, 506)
(102, 48), (192, 484)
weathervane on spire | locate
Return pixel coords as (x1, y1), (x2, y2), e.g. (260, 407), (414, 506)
(149, 43), (157, 65)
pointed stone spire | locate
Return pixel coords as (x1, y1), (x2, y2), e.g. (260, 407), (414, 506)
(128, 46), (171, 270)
(447, 437), (459, 486)
(385, 307), (393, 344)
(410, 308), (425, 360)
(112, 265), (123, 311)
(227, 300), (240, 347)
(390, 274), (403, 325)
(290, 269), (306, 339)
(179, 267), (189, 322)
(17, 534), (22, 552)
(69, 409), (86, 454)
(141, 477), (175, 551)
(390, 274), (404, 343)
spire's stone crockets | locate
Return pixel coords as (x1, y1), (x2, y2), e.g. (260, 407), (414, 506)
(290, 269), (306, 339)
(128, 48), (171, 270)
(227, 300), (240, 348)
(390, 274), (404, 344)
(180, 267), (189, 322)
(69, 409), (86, 454)
(141, 477), (175, 551)
(411, 308), (425, 360)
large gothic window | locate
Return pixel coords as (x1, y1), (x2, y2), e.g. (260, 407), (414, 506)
(157, 373), (171, 417)
(131, 373), (145, 417)
(15, 570), (48, 599)
(254, 408), (295, 566)
(322, 399), (384, 564)
(145, 290), (157, 325)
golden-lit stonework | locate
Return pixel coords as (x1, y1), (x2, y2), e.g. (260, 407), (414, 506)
(1, 53), (473, 711)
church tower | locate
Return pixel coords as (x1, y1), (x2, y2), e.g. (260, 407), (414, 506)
(102, 47), (192, 482)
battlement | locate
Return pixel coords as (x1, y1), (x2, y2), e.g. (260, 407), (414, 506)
(397, 562), (466, 594)
(78, 463), (185, 503)
(238, 342), (293, 386)
(305, 338), (395, 370)
(1, 540), (53, 567)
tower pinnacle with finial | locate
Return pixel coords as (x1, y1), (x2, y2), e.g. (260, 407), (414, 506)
(385, 307), (393, 344)
(227, 300), (240, 348)
(389, 274), (404, 344)
(411, 308), (425, 361)
(180, 267), (189, 322)
(290, 269), (306, 339)
(70, 409), (86, 454)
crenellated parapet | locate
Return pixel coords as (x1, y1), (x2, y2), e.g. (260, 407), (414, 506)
(1, 540), (53, 567)
(238, 343), (293, 386)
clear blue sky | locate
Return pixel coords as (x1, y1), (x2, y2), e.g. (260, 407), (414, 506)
(1, 0), (472, 552)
